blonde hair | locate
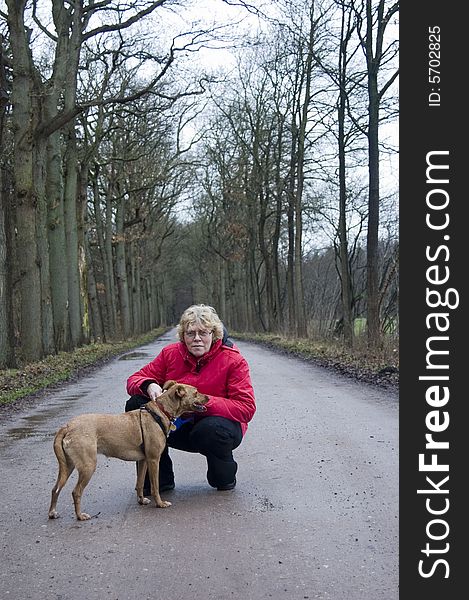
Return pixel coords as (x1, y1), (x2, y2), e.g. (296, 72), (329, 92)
(177, 304), (224, 342)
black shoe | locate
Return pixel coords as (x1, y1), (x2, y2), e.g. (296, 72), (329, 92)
(143, 482), (175, 496)
(160, 482), (175, 493)
(216, 478), (236, 491)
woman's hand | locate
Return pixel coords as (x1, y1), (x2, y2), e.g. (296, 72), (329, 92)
(147, 382), (163, 400)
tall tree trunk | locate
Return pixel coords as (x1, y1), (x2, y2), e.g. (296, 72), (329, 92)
(43, 0), (74, 351)
(219, 258), (226, 320)
(286, 124), (296, 334)
(91, 170), (117, 338)
(273, 123), (285, 332)
(46, 128), (70, 350)
(130, 240), (138, 333)
(293, 1), (316, 339)
(364, 0), (381, 346)
(14, 159), (42, 361)
(153, 276), (164, 327)
(337, 3), (354, 348)
(337, 132), (354, 346)
(63, 127), (84, 347)
(115, 194), (131, 337)
(366, 73), (380, 346)
(62, 3), (84, 348)
(77, 162), (90, 343)
(358, 0), (399, 347)
(35, 136), (55, 355)
(105, 184), (118, 337)
(142, 277), (150, 332)
(7, 0), (43, 361)
(0, 172), (15, 368)
(84, 230), (104, 341)
(258, 188), (274, 331)
(0, 35), (15, 367)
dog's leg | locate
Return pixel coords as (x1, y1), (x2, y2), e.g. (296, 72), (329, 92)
(49, 428), (75, 519)
(136, 460), (151, 506)
(72, 459), (97, 521)
(48, 459), (74, 519)
(147, 457), (171, 508)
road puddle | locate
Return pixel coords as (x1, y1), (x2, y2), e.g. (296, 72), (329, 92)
(118, 352), (151, 361)
(2, 394), (83, 443)
(6, 426), (51, 440)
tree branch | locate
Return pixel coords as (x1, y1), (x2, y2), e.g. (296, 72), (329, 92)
(82, 0), (168, 42)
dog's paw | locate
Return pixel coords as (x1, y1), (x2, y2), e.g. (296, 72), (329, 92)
(156, 500), (172, 508)
(77, 512), (91, 521)
(138, 496), (151, 505)
(48, 510), (59, 519)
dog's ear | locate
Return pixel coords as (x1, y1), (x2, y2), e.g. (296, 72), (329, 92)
(174, 384), (187, 398)
(163, 380), (178, 391)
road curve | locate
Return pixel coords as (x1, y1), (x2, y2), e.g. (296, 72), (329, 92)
(0, 330), (398, 600)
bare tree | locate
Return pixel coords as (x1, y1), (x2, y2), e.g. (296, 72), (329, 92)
(353, 0), (399, 347)
(2, 0), (220, 361)
(0, 32), (15, 367)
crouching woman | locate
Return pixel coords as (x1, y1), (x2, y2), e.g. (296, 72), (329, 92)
(125, 304), (256, 492)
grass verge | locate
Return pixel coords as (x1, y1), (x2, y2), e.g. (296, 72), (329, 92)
(0, 328), (168, 406)
(231, 331), (399, 390)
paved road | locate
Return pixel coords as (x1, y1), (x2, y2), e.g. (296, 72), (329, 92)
(0, 330), (398, 600)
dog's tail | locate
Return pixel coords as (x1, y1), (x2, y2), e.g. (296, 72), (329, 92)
(48, 425), (75, 519)
(53, 425), (73, 473)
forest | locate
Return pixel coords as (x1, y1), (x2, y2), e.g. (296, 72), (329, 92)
(0, 0), (399, 369)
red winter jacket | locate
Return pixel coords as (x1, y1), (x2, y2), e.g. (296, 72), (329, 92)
(126, 339), (256, 435)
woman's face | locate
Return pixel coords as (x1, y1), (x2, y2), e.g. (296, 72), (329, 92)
(183, 323), (213, 358)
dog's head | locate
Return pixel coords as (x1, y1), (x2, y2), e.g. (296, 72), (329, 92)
(160, 380), (208, 417)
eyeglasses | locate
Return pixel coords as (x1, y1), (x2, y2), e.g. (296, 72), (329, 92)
(184, 329), (213, 339)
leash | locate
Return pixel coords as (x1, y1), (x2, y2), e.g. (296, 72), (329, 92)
(138, 405), (165, 456)
(138, 404), (178, 454)
(140, 404), (168, 434)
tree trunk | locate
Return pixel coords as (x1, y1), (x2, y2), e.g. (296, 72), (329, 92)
(7, 0), (43, 361)
(35, 136), (55, 355)
(63, 126), (84, 347)
(115, 193), (131, 337)
(62, 2), (85, 349)
(272, 123), (285, 332)
(142, 277), (150, 332)
(40, 0), (76, 351)
(91, 171), (117, 339)
(360, 0), (399, 347)
(0, 162), (15, 368)
(337, 4), (354, 348)
(84, 230), (104, 341)
(366, 81), (381, 347)
(292, 2), (316, 339)
(77, 162), (90, 343)
(286, 126), (296, 334)
(105, 184), (118, 337)
(219, 258), (226, 320)
(0, 36), (15, 367)
(130, 240), (138, 332)
(46, 128), (70, 350)
(258, 188), (274, 331)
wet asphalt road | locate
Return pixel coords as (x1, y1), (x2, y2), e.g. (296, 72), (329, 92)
(0, 330), (398, 600)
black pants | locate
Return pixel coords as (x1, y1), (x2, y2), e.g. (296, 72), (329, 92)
(125, 395), (243, 488)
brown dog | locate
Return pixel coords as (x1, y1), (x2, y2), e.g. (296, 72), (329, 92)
(48, 380), (208, 521)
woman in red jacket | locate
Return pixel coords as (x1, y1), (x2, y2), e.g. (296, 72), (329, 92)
(125, 304), (256, 493)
